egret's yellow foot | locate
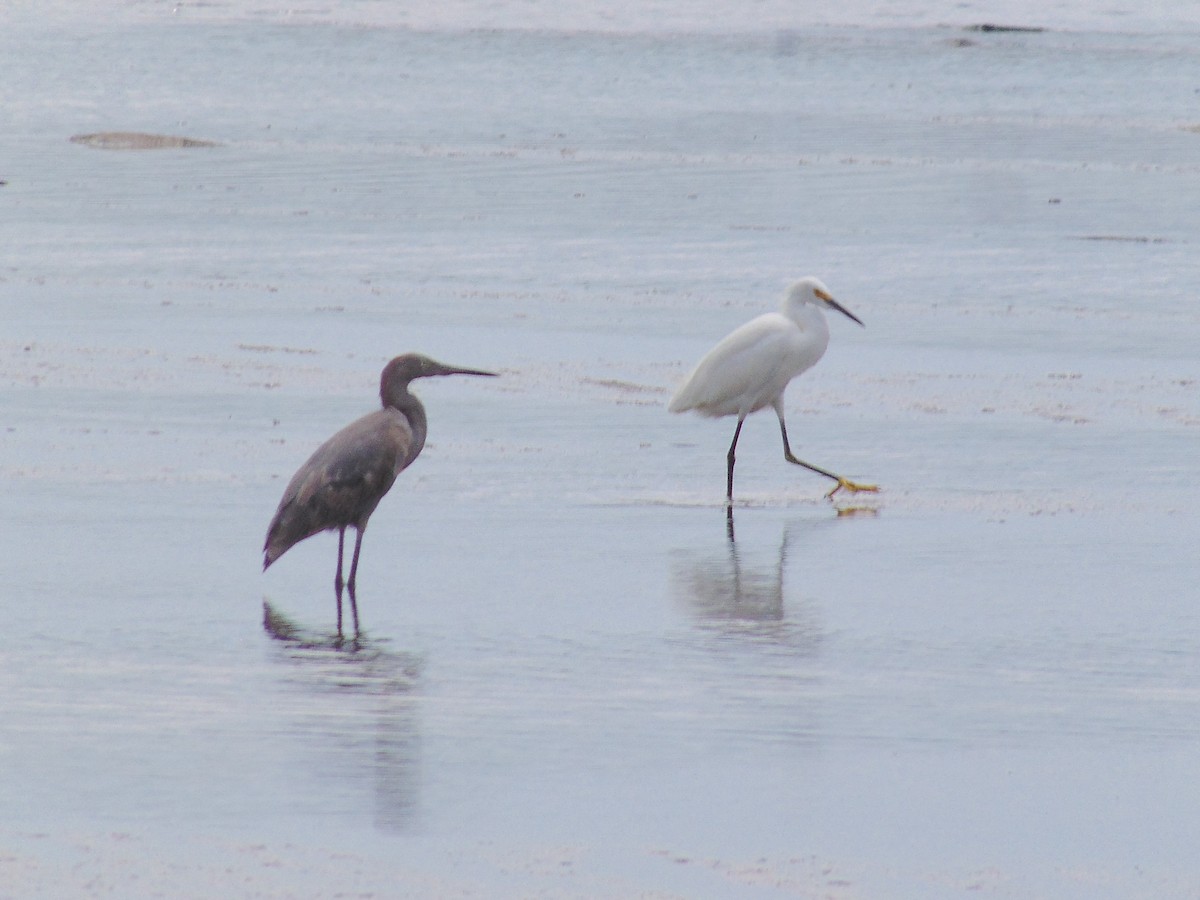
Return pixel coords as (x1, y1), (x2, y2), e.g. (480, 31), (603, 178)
(825, 477), (880, 499)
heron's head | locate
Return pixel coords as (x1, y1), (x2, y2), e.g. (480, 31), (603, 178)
(787, 277), (864, 327)
(382, 353), (497, 391)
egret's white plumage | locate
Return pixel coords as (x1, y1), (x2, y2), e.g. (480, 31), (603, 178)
(669, 277), (877, 503)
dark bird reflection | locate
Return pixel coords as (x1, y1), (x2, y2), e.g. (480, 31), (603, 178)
(262, 600), (422, 832)
(671, 514), (823, 649)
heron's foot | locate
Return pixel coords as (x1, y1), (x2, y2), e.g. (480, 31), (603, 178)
(825, 477), (880, 499)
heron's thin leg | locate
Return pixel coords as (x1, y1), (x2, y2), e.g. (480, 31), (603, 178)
(334, 527), (346, 638)
(346, 526), (364, 637)
(726, 417), (745, 504)
(774, 405), (878, 498)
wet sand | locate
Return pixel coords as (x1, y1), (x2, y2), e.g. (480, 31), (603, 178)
(3, 2), (1200, 897)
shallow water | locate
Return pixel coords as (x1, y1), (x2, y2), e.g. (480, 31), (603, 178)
(3, 2), (1200, 896)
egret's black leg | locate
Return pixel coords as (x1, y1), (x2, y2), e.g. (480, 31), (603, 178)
(777, 413), (840, 481)
(726, 417), (746, 503)
(774, 407), (878, 498)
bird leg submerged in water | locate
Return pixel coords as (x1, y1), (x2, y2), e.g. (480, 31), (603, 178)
(333, 525), (364, 639)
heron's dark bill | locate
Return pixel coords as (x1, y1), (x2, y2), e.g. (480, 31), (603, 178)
(438, 365), (497, 378)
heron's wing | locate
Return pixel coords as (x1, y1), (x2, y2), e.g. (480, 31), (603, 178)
(669, 314), (804, 417)
(263, 410), (415, 566)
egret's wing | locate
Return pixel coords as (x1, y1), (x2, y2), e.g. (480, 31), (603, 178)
(264, 410), (414, 566)
(669, 314), (802, 417)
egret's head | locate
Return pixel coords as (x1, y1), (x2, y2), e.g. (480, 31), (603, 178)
(787, 277), (864, 327)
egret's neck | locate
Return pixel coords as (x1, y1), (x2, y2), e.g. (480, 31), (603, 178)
(787, 300), (831, 348)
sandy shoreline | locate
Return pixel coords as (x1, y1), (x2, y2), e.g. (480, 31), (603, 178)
(3, 6), (1199, 897)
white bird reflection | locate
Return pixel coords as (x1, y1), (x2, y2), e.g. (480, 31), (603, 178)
(670, 515), (823, 648)
(262, 600), (422, 832)
(669, 516), (831, 750)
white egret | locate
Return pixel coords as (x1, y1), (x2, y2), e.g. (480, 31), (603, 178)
(669, 277), (878, 503)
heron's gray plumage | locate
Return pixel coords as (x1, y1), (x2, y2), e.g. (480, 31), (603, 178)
(263, 352), (495, 639)
(263, 408), (419, 568)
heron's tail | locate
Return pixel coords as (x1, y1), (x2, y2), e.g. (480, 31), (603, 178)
(263, 534), (287, 571)
(263, 499), (312, 571)
(263, 522), (285, 571)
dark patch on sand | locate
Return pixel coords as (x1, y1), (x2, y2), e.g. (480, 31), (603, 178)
(70, 132), (220, 150)
(964, 23), (1047, 33)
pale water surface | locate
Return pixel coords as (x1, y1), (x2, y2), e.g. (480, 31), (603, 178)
(2, 1), (1200, 897)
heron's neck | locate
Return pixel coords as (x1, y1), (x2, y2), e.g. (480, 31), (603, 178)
(382, 385), (428, 442)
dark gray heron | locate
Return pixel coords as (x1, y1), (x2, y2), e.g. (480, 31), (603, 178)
(263, 353), (496, 639)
